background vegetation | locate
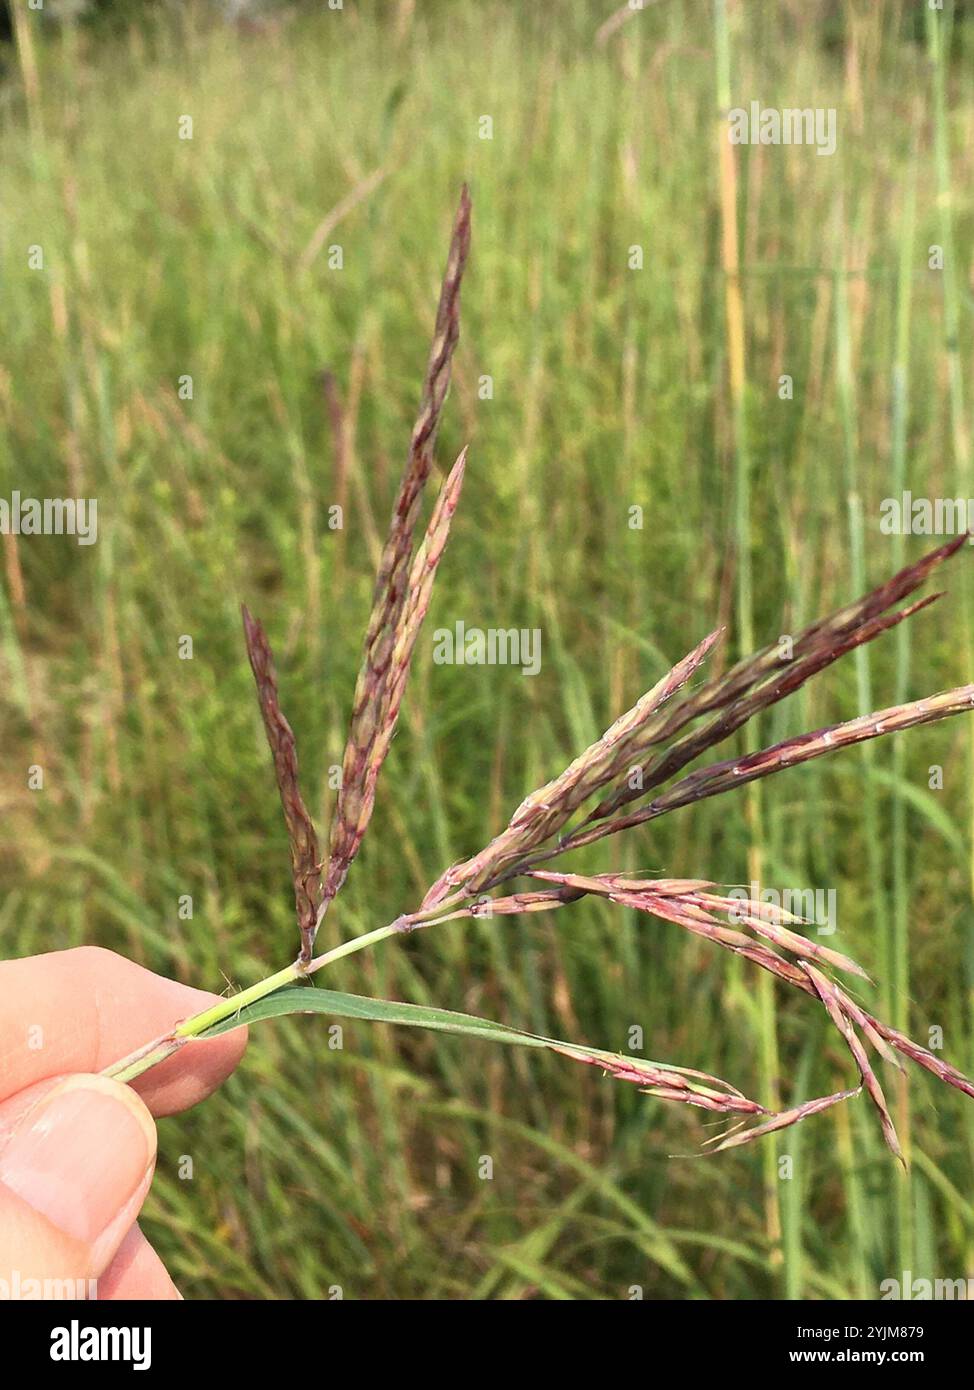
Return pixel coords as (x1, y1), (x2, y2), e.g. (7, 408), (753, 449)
(2, 0), (973, 1299)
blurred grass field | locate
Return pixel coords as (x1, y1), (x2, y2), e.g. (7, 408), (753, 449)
(2, 0), (974, 1298)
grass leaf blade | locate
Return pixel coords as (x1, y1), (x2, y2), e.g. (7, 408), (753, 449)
(197, 984), (763, 1114)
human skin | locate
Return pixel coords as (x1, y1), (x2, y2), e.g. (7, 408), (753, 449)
(0, 947), (247, 1299)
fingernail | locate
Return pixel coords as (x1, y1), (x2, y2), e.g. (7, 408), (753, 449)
(0, 1075), (156, 1244)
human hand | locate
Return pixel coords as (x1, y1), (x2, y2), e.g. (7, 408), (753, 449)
(0, 946), (247, 1299)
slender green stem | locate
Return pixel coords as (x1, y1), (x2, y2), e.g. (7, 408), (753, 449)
(927, 0), (974, 1200)
(173, 960), (305, 1036)
(106, 1038), (186, 1085)
(102, 895), (470, 1086)
(713, 0), (781, 1276)
(103, 958), (306, 1083)
(890, 163), (916, 1280)
(307, 922), (403, 975)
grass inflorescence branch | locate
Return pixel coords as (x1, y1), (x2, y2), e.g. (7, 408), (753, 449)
(103, 189), (974, 1164)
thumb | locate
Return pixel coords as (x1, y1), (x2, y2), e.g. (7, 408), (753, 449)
(0, 1074), (156, 1294)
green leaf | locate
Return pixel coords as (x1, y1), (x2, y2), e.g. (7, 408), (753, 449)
(197, 984), (556, 1046)
(196, 984), (747, 1107)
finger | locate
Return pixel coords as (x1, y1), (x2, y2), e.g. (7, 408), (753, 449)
(96, 1224), (181, 1301)
(0, 1074), (156, 1290)
(0, 947), (247, 1115)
